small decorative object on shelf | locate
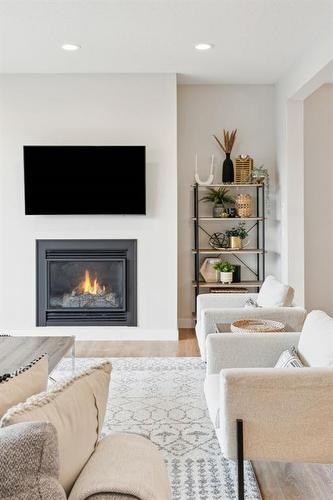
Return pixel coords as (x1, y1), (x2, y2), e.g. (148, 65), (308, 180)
(213, 129), (237, 183)
(226, 207), (236, 217)
(200, 187), (235, 218)
(235, 193), (253, 217)
(213, 261), (235, 284)
(194, 154), (214, 185)
(225, 222), (249, 249)
(235, 155), (253, 183)
(250, 165), (270, 206)
(200, 258), (220, 283)
(250, 165), (268, 184)
(233, 264), (241, 283)
(209, 232), (229, 250)
(210, 287), (248, 293)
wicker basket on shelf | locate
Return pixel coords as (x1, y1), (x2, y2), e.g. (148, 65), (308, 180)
(235, 193), (252, 217)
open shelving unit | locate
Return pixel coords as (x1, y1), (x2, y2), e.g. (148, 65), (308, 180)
(192, 182), (266, 316)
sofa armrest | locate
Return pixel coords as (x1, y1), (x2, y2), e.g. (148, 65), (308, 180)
(206, 332), (301, 373)
(219, 367), (333, 463)
(68, 433), (171, 500)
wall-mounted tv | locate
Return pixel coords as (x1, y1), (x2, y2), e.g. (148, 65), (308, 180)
(24, 145), (146, 215)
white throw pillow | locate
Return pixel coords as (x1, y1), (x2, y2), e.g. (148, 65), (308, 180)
(298, 310), (333, 367)
(257, 275), (294, 307)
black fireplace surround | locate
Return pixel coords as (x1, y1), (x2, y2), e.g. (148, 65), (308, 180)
(36, 240), (137, 326)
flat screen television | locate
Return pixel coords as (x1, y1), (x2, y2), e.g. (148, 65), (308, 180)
(24, 145), (146, 215)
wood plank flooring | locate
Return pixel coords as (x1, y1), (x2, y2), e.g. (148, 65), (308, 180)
(75, 328), (200, 357)
(76, 328), (332, 499)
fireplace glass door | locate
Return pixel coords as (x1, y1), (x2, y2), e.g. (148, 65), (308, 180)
(48, 260), (126, 310)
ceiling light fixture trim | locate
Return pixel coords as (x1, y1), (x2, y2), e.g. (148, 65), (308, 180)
(195, 43), (214, 51)
(61, 43), (81, 51)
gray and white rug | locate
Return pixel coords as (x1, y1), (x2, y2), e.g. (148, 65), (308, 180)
(55, 357), (261, 500)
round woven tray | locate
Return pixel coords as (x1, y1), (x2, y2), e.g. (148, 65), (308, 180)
(231, 319), (285, 333)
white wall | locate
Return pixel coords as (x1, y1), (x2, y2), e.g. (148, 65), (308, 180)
(177, 85), (277, 326)
(275, 26), (333, 305)
(0, 74), (178, 340)
(304, 84), (333, 315)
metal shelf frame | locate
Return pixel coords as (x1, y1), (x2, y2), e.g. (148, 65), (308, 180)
(193, 183), (266, 316)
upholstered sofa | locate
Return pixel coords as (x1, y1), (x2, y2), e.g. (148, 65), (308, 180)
(196, 275), (307, 360)
(204, 310), (333, 495)
(0, 361), (171, 500)
(0, 421), (170, 500)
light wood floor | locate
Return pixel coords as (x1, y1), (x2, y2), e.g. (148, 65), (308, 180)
(76, 328), (200, 357)
(76, 329), (332, 499)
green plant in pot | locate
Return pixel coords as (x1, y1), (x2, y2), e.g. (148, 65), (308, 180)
(250, 164), (270, 207)
(225, 222), (249, 249)
(213, 261), (235, 284)
(201, 187), (235, 218)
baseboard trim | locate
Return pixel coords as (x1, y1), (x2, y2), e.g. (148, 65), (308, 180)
(178, 318), (195, 329)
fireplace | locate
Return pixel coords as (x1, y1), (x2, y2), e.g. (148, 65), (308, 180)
(36, 240), (137, 326)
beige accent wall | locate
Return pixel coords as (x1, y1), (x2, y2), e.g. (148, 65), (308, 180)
(177, 85), (277, 326)
(304, 84), (333, 315)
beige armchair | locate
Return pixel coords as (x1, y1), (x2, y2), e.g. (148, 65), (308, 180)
(196, 275), (307, 360)
(204, 310), (333, 499)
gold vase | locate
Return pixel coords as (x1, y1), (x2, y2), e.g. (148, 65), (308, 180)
(229, 236), (242, 249)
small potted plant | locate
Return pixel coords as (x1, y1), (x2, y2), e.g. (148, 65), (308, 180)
(213, 261), (235, 284)
(200, 187), (235, 218)
(250, 165), (270, 206)
(225, 222), (249, 249)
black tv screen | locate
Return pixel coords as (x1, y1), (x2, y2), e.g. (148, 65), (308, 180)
(24, 145), (146, 215)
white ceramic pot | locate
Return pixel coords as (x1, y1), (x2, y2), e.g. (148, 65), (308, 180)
(220, 271), (233, 284)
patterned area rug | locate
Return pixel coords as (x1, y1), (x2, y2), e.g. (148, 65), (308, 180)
(55, 357), (261, 500)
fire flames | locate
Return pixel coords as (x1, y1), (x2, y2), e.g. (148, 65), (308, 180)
(80, 270), (105, 295)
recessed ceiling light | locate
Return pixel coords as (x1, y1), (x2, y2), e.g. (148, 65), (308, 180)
(61, 43), (81, 51)
(195, 43), (213, 51)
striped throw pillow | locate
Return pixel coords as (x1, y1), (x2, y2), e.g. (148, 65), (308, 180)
(275, 346), (304, 368)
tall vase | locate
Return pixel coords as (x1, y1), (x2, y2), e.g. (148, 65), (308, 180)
(222, 153), (234, 183)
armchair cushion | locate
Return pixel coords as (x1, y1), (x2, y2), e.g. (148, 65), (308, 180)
(257, 275), (294, 307)
(298, 310), (333, 367)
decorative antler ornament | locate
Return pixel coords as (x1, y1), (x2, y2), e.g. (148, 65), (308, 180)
(194, 154), (214, 185)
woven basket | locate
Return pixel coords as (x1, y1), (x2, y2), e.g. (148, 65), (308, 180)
(235, 193), (252, 218)
(231, 319), (285, 333)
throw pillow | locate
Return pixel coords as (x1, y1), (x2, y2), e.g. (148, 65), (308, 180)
(0, 421), (66, 500)
(257, 275), (294, 307)
(1, 361), (112, 495)
(0, 354), (48, 418)
(298, 310), (333, 367)
(275, 346), (304, 368)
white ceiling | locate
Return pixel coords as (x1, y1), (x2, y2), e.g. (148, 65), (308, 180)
(0, 0), (332, 84)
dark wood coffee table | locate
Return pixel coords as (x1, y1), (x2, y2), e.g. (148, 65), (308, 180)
(0, 336), (75, 376)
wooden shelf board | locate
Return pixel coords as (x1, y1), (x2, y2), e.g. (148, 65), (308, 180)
(193, 281), (262, 288)
(192, 248), (265, 255)
(192, 183), (263, 188)
(192, 217), (263, 221)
